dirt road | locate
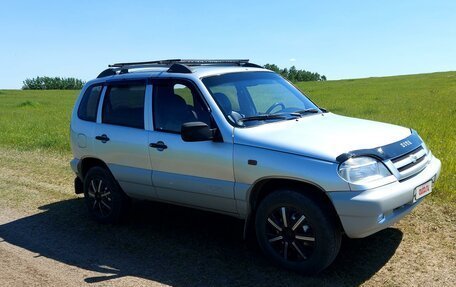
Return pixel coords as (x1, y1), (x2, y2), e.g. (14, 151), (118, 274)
(0, 148), (455, 286)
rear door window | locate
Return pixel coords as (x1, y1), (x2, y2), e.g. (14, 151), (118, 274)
(102, 82), (146, 129)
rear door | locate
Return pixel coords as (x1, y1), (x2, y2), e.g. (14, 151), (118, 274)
(148, 79), (237, 214)
(94, 80), (157, 199)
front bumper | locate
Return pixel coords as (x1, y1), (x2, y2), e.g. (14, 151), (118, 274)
(329, 154), (441, 238)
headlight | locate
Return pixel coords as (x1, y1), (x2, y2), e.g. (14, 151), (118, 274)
(338, 157), (391, 185)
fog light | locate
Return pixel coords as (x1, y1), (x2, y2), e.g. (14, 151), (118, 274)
(377, 213), (385, 223)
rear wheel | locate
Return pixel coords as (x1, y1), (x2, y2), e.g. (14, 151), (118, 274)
(83, 166), (130, 224)
(255, 190), (341, 274)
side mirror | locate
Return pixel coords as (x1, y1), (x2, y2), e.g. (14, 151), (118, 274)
(181, 122), (214, 142)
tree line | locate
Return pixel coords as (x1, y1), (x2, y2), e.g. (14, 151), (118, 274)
(264, 64), (326, 82)
(22, 76), (85, 90)
(21, 64), (325, 90)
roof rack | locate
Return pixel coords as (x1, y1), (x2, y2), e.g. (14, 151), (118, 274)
(97, 59), (263, 78)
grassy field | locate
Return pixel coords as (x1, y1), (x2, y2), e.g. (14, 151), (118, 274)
(0, 72), (455, 286)
(0, 71), (455, 201)
(0, 89), (78, 153)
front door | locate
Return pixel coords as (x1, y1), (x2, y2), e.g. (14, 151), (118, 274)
(148, 79), (236, 214)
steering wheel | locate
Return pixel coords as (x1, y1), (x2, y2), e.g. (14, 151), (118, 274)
(265, 102), (286, 114)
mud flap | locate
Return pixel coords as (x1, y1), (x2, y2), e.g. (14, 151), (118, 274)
(74, 177), (83, 194)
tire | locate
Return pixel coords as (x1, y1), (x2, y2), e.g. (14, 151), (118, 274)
(255, 190), (341, 274)
(83, 166), (130, 224)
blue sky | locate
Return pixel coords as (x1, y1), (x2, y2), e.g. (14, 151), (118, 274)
(1, 0), (455, 88)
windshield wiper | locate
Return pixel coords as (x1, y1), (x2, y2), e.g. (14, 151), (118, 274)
(238, 114), (287, 123)
(290, 108), (320, 117)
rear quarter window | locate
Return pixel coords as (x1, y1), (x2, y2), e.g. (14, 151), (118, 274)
(77, 85), (103, 122)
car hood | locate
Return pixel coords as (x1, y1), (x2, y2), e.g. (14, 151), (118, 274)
(233, 113), (411, 162)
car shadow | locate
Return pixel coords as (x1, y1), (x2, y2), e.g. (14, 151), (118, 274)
(0, 198), (403, 286)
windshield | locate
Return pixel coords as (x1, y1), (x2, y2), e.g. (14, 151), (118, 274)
(202, 71), (320, 127)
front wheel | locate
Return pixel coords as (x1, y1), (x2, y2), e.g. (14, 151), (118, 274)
(255, 190), (341, 274)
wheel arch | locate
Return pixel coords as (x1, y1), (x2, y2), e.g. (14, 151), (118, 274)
(244, 177), (343, 239)
(78, 157), (110, 180)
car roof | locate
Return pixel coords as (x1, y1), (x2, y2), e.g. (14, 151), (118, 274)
(186, 65), (269, 78)
(88, 59), (272, 85)
(86, 66), (271, 86)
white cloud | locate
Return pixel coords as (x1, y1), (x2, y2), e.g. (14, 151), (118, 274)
(289, 58), (296, 62)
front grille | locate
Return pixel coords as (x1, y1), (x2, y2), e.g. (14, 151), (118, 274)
(391, 146), (428, 180)
(397, 154), (426, 172)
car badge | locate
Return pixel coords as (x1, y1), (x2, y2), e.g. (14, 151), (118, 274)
(400, 140), (412, 148)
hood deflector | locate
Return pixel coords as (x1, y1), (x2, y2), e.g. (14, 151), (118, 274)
(336, 130), (422, 163)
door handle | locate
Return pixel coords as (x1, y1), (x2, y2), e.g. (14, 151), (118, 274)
(149, 141), (167, 151)
(95, 134), (110, 143)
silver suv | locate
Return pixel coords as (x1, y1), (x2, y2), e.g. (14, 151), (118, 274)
(70, 59), (441, 273)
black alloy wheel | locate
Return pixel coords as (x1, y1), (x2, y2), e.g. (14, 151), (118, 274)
(86, 176), (113, 219)
(83, 166), (129, 223)
(255, 190), (341, 274)
(265, 206), (316, 262)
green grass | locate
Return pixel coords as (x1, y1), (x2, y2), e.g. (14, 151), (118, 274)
(0, 90), (78, 153)
(0, 71), (455, 201)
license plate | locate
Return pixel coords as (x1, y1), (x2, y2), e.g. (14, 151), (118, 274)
(414, 180), (432, 202)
